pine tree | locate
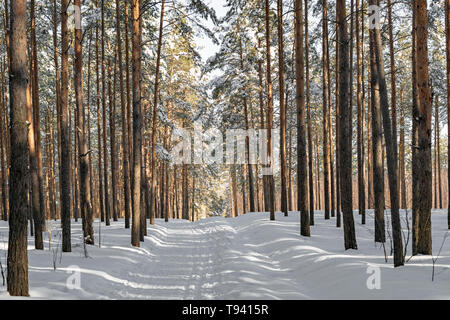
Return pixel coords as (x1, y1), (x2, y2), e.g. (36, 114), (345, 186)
(295, 0), (310, 237)
(337, 0), (357, 250)
(131, 0), (142, 247)
(7, 0), (29, 296)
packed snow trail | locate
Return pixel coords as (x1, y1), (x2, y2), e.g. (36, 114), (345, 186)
(0, 211), (450, 299)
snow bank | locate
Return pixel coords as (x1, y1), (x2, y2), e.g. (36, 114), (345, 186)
(0, 210), (448, 299)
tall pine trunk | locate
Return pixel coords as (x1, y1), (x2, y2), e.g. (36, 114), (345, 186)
(101, 0), (110, 226)
(356, 0), (365, 223)
(446, 0), (450, 229)
(305, 0), (314, 224)
(369, 0), (403, 266)
(414, 0), (433, 255)
(277, 0), (288, 217)
(74, 0), (94, 244)
(322, 0), (331, 221)
(150, 0), (165, 225)
(295, 0), (310, 236)
(60, 0), (71, 252)
(30, 0), (45, 239)
(337, 0), (357, 250)
(264, 0), (275, 221)
(131, 0), (142, 247)
(7, 0), (29, 296)
(369, 11), (385, 243)
(117, 0), (131, 229)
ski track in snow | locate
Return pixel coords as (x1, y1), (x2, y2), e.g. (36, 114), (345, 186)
(0, 211), (449, 300)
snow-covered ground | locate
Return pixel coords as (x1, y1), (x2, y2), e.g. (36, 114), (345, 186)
(0, 210), (449, 300)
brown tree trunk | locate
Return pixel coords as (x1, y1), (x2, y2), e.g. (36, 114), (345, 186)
(295, 0), (310, 236)
(447, 0), (450, 229)
(435, 96), (441, 209)
(370, 0), (403, 266)
(369, 18), (385, 244)
(399, 87), (407, 210)
(305, 0), (314, 224)
(438, 96), (442, 210)
(109, 50), (119, 223)
(388, 0), (398, 180)
(257, 33), (268, 212)
(7, 0), (29, 296)
(412, 0), (420, 254)
(131, 0), (142, 247)
(27, 67), (43, 249)
(101, 0), (110, 226)
(95, 9), (105, 223)
(277, 0), (288, 217)
(360, 3), (367, 224)
(125, 0), (132, 227)
(117, 0), (131, 229)
(288, 130), (293, 212)
(356, 0), (365, 223)
(30, 0), (45, 237)
(87, 35), (96, 221)
(322, 0), (331, 221)
(337, 0), (357, 249)
(264, 0), (275, 221)
(150, 0), (165, 225)
(315, 124), (322, 210)
(74, 0), (94, 244)
(335, 18), (341, 228)
(60, 0), (71, 252)
(414, 0), (433, 255)
(0, 62), (8, 221)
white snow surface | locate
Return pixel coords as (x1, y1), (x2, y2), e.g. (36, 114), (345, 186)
(0, 210), (449, 300)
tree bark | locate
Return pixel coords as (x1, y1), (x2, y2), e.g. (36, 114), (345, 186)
(414, 0), (433, 255)
(74, 0), (94, 244)
(356, 0), (365, 223)
(370, 0), (404, 266)
(369, 13), (385, 243)
(295, 0), (310, 236)
(101, 0), (110, 226)
(30, 0), (45, 237)
(117, 0), (131, 229)
(447, 0), (450, 229)
(150, 0), (166, 225)
(131, 0), (142, 247)
(322, 0), (331, 221)
(264, 0), (275, 221)
(95, 7), (105, 223)
(7, 0), (29, 296)
(60, 0), (71, 252)
(277, 0), (288, 217)
(337, 0), (357, 249)
(0, 61), (7, 221)
(305, 0), (314, 224)
(109, 50), (119, 223)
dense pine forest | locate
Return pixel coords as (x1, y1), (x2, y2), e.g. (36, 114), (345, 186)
(0, 0), (449, 300)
